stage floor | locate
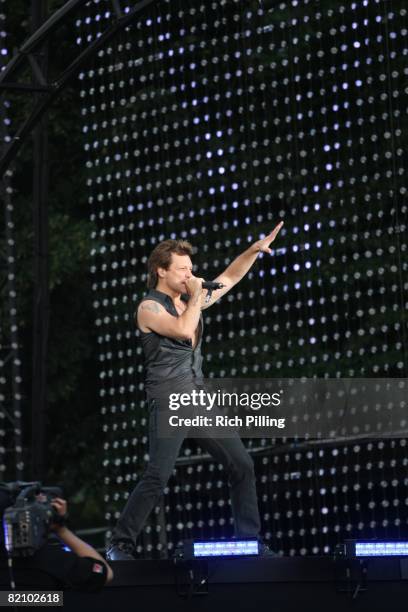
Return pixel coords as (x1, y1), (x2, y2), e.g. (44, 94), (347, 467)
(67, 555), (408, 612)
(2, 555), (407, 611)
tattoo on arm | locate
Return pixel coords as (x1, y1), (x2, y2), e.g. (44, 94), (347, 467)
(140, 302), (161, 314)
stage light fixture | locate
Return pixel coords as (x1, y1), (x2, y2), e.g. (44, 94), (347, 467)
(342, 540), (408, 559)
(182, 538), (259, 559)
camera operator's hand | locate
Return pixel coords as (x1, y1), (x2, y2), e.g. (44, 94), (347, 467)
(50, 498), (67, 522)
(46, 497), (67, 532)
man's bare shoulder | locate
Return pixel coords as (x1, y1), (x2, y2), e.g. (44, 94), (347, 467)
(138, 300), (164, 316)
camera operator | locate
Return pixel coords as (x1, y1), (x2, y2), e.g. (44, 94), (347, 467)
(0, 487), (113, 592)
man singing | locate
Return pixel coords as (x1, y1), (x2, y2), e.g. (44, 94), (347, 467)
(107, 222), (283, 560)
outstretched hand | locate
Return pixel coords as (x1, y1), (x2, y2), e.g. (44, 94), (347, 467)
(253, 221), (284, 254)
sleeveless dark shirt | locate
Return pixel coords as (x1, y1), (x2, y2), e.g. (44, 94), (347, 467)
(138, 289), (204, 398)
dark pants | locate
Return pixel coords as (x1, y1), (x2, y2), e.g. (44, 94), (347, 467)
(111, 401), (261, 545)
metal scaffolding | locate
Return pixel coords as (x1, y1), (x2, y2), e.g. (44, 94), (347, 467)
(0, 0), (156, 478)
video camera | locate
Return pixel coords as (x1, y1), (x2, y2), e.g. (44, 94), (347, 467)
(1, 481), (63, 558)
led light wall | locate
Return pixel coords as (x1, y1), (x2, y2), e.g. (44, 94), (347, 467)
(77, 0), (408, 556)
(0, 0), (24, 479)
(0, 0), (7, 477)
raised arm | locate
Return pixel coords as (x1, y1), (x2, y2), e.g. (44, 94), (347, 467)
(201, 221), (284, 309)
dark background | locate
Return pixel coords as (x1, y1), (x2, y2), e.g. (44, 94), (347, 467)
(1, 0), (407, 555)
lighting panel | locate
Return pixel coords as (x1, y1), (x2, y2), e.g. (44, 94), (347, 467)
(0, 0), (7, 477)
(77, 0), (408, 557)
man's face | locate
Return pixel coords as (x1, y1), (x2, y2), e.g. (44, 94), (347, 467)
(158, 253), (193, 293)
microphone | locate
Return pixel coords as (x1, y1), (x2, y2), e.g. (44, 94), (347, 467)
(202, 281), (225, 304)
(202, 281), (225, 290)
